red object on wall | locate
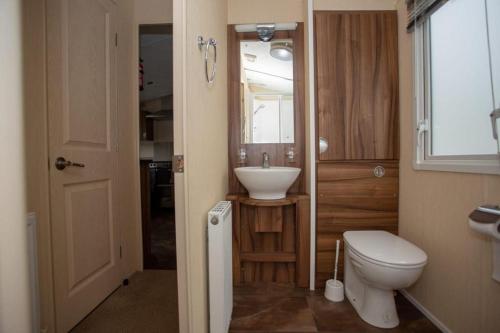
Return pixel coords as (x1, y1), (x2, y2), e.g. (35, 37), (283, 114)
(139, 58), (144, 91)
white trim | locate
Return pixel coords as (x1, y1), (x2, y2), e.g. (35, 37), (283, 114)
(173, 0), (191, 331)
(399, 289), (453, 333)
(413, 158), (500, 175)
(307, 0), (316, 291)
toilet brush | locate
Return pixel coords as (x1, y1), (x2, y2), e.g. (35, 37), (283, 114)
(324, 240), (344, 302)
(333, 239), (340, 282)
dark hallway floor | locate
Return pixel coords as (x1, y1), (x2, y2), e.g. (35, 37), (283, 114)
(71, 270), (179, 333)
(230, 283), (442, 333)
(149, 208), (177, 270)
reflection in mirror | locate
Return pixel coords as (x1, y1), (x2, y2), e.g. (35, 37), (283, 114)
(240, 39), (294, 144)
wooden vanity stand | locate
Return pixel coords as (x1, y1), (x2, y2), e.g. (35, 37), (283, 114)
(226, 193), (310, 287)
(227, 23), (309, 287)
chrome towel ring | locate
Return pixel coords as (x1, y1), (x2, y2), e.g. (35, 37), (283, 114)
(197, 36), (217, 84)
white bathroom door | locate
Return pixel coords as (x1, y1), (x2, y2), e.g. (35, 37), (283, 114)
(46, 0), (121, 331)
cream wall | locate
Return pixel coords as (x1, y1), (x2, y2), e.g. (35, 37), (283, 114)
(228, 0), (304, 24)
(397, 2), (500, 333)
(134, 0), (173, 24)
(0, 0), (32, 332)
(181, 0), (229, 331)
(23, 0), (140, 331)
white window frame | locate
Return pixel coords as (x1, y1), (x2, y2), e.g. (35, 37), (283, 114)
(413, 19), (500, 175)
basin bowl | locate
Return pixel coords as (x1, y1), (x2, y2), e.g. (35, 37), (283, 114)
(234, 166), (301, 200)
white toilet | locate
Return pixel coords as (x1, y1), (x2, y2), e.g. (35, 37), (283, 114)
(343, 231), (427, 329)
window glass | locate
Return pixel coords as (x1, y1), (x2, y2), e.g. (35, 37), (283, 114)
(429, 0), (497, 156)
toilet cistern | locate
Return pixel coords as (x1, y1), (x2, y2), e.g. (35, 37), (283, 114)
(468, 205), (500, 282)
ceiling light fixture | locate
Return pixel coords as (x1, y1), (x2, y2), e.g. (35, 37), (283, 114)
(270, 42), (293, 61)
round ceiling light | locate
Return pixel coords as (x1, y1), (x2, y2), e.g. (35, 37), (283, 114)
(270, 42), (293, 61)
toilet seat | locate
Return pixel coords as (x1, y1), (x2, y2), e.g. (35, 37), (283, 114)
(344, 231), (427, 268)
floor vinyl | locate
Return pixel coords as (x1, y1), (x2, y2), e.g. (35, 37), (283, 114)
(230, 283), (442, 333)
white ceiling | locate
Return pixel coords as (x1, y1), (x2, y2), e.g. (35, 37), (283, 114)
(241, 40), (293, 94)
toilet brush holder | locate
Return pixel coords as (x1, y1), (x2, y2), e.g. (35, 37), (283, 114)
(324, 279), (344, 302)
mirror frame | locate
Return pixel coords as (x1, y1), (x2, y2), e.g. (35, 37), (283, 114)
(227, 24), (306, 194)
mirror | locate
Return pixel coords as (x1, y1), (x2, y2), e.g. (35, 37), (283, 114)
(240, 39), (294, 144)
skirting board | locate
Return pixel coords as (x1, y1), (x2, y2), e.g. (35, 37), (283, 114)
(399, 289), (452, 333)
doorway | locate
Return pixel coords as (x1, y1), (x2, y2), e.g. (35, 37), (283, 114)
(69, 22), (179, 332)
(138, 24), (176, 270)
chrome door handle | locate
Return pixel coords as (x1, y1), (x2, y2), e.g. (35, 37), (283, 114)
(55, 157), (85, 170)
(319, 137), (328, 154)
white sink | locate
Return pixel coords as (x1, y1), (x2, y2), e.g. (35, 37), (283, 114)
(234, 166), (301, 200)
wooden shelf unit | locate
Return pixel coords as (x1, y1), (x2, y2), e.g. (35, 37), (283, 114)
(227, 193), (310, 288)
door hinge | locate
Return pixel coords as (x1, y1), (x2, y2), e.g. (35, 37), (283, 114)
(174, 155), (184, 173)
(115, 33), (118, 47)
(119, 245), (122, 259)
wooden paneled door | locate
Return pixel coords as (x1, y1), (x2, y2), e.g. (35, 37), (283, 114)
(314, 11), (399, 287)
(315, 11), (399, 161)
(47, 0), (121, 331)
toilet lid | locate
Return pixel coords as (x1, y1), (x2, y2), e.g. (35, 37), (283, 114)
(343, 231), (427, 266)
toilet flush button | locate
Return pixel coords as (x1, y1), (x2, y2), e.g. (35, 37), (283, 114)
(373, 166), (385, 178)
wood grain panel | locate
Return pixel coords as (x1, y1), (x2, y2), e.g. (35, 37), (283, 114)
(228, 24), (306, 193)
(255, 207), (283, 233)
(295, 196), (310, 287)
(228, 194), (309, 287)
(316, 162), (398, 287)
(315, 11), (399, 160)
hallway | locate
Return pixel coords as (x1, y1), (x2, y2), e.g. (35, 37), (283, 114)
(71, 270), (178, 333)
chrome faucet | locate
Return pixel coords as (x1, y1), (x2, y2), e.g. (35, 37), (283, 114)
(262, 152), (270, 168)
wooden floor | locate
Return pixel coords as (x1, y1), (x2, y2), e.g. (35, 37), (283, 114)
(230, 283), (441, 333)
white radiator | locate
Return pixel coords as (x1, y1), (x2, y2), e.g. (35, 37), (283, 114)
(208, 201), (233, 333)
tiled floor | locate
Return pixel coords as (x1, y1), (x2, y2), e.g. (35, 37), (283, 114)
(229, 283), (442, 333)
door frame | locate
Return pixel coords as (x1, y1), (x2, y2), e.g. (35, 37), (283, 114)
(26, 0), (190, 331)
(132, 1), (190, 331)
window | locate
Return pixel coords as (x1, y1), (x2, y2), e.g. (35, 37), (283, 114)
(414, 0), (500, 174)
